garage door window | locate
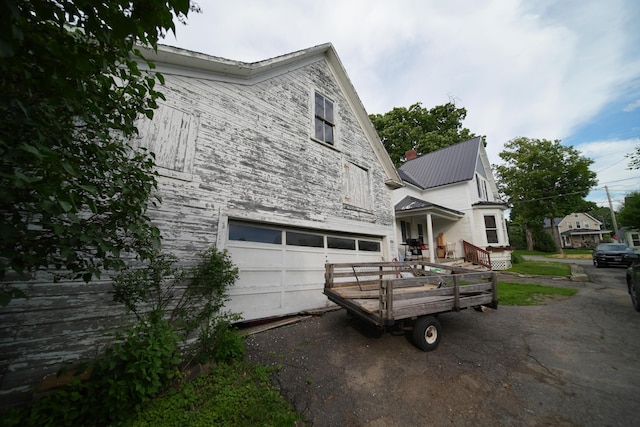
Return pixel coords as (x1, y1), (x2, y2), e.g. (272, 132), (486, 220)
(229, 221), (381, 253)
(359, 240), (381, 252)
(286, 231), (324, 248)
(229, 223), (282, 244)
(327, 237), (356, 250)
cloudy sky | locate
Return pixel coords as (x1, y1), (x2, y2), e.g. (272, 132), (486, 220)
(163, 0), (640, 210)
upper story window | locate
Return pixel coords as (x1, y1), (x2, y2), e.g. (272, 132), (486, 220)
(568, 222), (573, 229)
(576, 221), (581, 229)
(584, 221), (589, 229)
(475, 174), (488, 201)
(314, 92), (334, 145)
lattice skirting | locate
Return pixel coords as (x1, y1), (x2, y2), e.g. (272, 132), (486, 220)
(490, 252), (513, 270)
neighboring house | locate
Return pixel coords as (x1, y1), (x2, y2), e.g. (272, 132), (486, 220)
(392, 137), (511, 270)
(544, 213), (611, 248)
(0, 43), (403, 405)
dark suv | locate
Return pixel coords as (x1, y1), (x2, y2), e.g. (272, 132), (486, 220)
(626, 254), (640, 312)
(592, 243), (635, 268)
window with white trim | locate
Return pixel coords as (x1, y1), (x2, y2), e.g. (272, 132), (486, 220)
(576, 221), (581, 229)
(314, 92), (334, 145)
(484, 215), (499, 244)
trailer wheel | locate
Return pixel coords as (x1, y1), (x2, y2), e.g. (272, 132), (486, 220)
(412, 316), (441, 351)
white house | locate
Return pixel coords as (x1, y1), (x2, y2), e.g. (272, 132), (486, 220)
(134, 44), (405, 321)
(0, 43), (404, 405)
(392, 137), (512, 270)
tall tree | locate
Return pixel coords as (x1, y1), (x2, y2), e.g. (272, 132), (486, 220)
(0, 0), (196, 302)
(617, 192), (640, 229)
(495, 137), (598, 252)
(369, 102), (479, 166)
(626, 142), (640, 170)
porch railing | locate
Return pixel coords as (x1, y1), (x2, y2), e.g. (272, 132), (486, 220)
(463, 240), (492, 270)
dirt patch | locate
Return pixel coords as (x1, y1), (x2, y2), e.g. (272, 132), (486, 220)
(548, 254), (591, 260)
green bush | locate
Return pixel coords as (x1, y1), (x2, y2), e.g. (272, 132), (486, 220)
(4, 246), (242, 427)
(511, 251), (525, 264)
(532, 228), (557, 252)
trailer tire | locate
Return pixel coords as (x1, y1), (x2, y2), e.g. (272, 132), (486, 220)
(412, 316), (441, 351)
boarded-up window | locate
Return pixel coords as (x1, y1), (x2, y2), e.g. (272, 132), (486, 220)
(343, 162), (371, 210)
(135, 103), (197, 178)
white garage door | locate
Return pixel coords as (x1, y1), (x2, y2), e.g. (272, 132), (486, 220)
(225, 221), (383, 321)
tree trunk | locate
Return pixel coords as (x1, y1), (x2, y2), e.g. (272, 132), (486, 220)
(525, 227), (534, 251)
(548, 217), (564, 254)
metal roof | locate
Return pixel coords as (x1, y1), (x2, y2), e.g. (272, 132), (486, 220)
(397, 137), (483, 189)
(395, 196), (464, 217)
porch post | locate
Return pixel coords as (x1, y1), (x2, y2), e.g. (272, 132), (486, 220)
(426, 213), (435, 263)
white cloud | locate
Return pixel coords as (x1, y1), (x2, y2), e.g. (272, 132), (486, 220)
(578, 138), (640, 209)
(623, 99), (640, 112)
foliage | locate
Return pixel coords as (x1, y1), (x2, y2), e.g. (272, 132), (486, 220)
(369, 102), (479, 166)
(586, 205), (615, 230)
(617, 191), (640, 229)
(511, 251), (525, 264)
(495, 137), (598, 251)
(498, 282), (577, 306)
(3, 319), (181, 427)
(532, 228), (557, 253)
(113, 246), (240, 364)
(121, 361), (302, 427)
(2, 247), (242, 427)
(0, 0), (196, 300)
(626, 143), (640, 169)
(205, 321), (246, 364)
(507, 261), (571, 276)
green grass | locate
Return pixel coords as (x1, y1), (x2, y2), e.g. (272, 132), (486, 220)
(507, 261), (571, 276)
(120, 360), (302, 427)
(512, 249), (550, 257)
(498, 282), (577, 305)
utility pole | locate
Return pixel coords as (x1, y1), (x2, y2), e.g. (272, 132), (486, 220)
(605, 186), (620, 241)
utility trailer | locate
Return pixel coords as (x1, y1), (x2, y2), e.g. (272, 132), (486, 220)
(324, 261), (498, 351)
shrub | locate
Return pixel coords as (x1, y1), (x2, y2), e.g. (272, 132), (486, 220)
(5, 246), (242, 426)
(511, 252), (525, 264)
(532, 228), (557, 252)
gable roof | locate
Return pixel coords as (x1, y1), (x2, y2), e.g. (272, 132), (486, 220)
(395, 195), (464, 219)
(545, 213), (604, 228)
(138, 43), (403, 189)
(397, 137), (484, 189)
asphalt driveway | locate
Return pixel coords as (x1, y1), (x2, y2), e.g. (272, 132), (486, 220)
(245, 265), (640, 426)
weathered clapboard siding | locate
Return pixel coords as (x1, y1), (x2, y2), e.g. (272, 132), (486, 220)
(0, 44), (402, 406)
(0, 276), (131, 405)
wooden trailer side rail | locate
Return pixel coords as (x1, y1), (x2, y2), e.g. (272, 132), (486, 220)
(324, 261), (497, 326)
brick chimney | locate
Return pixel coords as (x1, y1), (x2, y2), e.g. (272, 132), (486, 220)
(405, 149), (418, 161)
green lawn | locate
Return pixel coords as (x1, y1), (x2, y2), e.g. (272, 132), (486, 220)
(507, 261), (571, 276)
(498, 282), (577, 305)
